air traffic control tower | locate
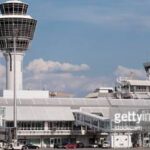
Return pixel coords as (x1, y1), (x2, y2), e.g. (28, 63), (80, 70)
(0, 0), (49, 98)
(0, 0), (36, 90)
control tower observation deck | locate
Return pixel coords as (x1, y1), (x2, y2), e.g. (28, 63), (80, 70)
(0, 0), (36, 91)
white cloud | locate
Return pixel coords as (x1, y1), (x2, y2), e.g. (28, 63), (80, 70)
(115, 65), (145, 79)
(26, 58), (90, 73)
(24, 71), (113, 96)
(24, 59), (101, 96)
(0, 59), (147, 96)
(24, 63), (148, 96)
(24, 59), (114, 96)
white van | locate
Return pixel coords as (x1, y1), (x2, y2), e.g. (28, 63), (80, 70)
(4, 142), (23, 150)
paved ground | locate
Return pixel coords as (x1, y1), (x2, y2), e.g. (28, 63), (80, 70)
(38, 148), (150, 150)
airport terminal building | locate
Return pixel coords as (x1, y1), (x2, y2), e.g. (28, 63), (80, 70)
(0, 93), (149, 148)
(0, 0), (150, 149)
(0, 88), (150, 148)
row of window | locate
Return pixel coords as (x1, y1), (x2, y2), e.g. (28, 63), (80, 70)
(6, 121), (44, 130)
(0, 29), (35, 39)
(0, 18), (36, 26)
(0, 19), (36, 39)
(0, 3), (28, 15)
(6, 121), (74, 130)
(121, 85), (150, 92)
(0, 40), (29, 51)
(48, 122), (73, 130)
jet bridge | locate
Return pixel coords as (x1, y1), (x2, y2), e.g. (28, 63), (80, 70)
(73, 111), (110, 132)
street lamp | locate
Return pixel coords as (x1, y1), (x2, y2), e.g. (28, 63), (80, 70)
(13, 27), (18, 143)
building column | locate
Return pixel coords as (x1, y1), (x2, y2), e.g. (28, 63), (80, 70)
(139, 133), (142, 147)
(44, 121), (48, 131)
(41, 137), (44, 148)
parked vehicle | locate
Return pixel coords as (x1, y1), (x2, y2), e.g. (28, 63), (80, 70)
(54, 143), (65, 149)
(54, 142), (84, 149)
(89, 143), (99, 148)
(64, 143), (77, 149)
(22, 144), (39, 150)
(4, 142), (23, 150)
(76, 142), (84, 148)
(102, 141), (110, 148)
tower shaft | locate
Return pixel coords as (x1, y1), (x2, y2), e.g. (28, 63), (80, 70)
(4, 52), (23, 90)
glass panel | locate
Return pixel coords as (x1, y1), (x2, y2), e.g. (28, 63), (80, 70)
(29, 139), (40, 145)
(43, 138), (50, 145)
(50, 139), (54, 144)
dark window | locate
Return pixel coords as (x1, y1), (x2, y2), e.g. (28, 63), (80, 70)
(9, 6), (13, 13)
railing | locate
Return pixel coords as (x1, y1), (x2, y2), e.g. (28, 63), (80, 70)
(17, 130), (82, 136)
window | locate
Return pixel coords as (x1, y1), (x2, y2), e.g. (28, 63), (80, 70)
(48, 121), (73, 130)
(16, 121), (44, 130)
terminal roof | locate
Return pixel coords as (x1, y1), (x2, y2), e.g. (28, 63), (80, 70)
(5, 106), (75, 121)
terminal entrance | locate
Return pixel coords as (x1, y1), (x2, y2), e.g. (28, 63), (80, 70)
(50, 138), (61, 148)
(43, 137), (76, 148)
(43, 137), (62, 148)
(50, 138), (54, 148)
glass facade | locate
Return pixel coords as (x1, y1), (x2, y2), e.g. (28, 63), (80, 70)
(6, 121), (44, 130)
(48, 121), (73, 130)
(0, 18), (36, 52)
(0, 3), (28, 15)
(0, 18), (36, 38)
(0, 1), (37, 52)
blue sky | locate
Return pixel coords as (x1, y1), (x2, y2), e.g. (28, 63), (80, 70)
(0, 0), (150, 96)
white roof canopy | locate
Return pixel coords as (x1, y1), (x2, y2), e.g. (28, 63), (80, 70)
(5, 106), (75, 121)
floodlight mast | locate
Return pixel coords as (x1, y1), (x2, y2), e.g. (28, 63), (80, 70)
(13, 28), (17, 140)
(0, 0), (37, 142)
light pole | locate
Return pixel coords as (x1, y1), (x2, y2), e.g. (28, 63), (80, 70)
(13, 28), (18, 142)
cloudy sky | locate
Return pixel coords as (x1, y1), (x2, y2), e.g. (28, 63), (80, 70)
(0, 0), (150, 96)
